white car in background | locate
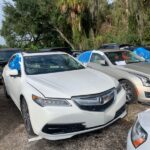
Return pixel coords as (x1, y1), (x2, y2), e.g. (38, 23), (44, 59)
(2, 52), (126, 140)
(127, 110), (150, 150)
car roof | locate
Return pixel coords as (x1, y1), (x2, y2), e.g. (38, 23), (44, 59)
(22, 51), (67, 57)
(95, 49), (129, 53)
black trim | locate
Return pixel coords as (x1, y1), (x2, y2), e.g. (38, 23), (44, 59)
(42, 123), (86, 134)
(114, 104), (126, 119)
(145, 92), (150, 98)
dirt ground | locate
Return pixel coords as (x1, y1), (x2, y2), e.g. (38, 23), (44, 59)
(0, 85), (150, 150)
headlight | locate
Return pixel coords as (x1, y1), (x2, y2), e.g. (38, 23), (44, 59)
(32, 95), (71, 107)
(131, 120), (148, 148)
(130, 73), (150, 87)
(116, 84), (122, 93)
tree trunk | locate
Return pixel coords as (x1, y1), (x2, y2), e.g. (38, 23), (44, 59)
(54, 27), (75, 50)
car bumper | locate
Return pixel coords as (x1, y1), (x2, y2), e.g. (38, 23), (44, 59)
(136, 85), (150, 103)
(40, 109), (126, 140)
(28, 89), (126, 140)
(127, 130), (150, 150)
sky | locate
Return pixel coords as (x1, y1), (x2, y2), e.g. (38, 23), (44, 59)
(0, 0), (6, 45)
(0, 0), (113, 46)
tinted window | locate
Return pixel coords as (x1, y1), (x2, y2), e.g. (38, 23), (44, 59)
(105, 51), (145, 65)
(24, 54), (85, 75)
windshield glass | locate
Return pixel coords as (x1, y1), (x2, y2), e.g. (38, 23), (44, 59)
(105, 51), (145, 65)
(0, 51), (20, 62)
(24, 54), (85, 75)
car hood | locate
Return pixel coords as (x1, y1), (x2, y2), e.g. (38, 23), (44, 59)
(117, 62), (150, 76)
(26, 68), (117, 98)
(139, 110), (150, 133)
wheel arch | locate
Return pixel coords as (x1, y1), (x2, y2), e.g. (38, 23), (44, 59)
(20, 94), (25, 110)
(118, 78), (137, 89)
(118, 78), (139, 101)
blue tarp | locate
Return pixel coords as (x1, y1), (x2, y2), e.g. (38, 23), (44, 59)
(133, 47), (150, 61)
(9, 54), (21, 70)
(78, 51), (92, 63)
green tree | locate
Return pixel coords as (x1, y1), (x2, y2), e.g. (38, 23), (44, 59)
(1, 0), (65, 48)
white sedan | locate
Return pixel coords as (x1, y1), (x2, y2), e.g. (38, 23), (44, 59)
(2, 52), (126, 140)
(78, 50), (150, 103)
(127, 110), (150, 150)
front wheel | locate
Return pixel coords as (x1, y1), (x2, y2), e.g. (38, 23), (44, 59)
(120, 80), (137, 103)
(21, 98), (35, 136)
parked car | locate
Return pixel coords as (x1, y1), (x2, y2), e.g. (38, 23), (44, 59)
(2, 52), (126, 140)
(78, 50), (150, 103)
(86, 63), (140, 103)
(0, 48), (22, 82)
(99, 43), (135, 51)
(127, 109), (150, 150)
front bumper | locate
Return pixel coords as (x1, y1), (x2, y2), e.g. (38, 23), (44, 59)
(40, 108), (126, 140)
(136, 85), (150, 103)
(27, 89), (126, 140)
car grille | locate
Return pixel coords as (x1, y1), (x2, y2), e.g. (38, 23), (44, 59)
(72, 88), (116, 111)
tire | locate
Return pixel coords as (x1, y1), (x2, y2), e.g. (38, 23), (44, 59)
(2, 79), (10, 99)
(21, 98), (35, 136)
(120, 80), (137, 103)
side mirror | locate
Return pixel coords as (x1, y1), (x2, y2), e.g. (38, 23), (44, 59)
(7, 69), (19, 77)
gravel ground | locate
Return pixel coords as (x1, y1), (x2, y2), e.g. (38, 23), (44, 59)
(0, 85), (150, 150)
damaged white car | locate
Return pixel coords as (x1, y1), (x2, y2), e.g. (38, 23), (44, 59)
(2, 52), (126, 140)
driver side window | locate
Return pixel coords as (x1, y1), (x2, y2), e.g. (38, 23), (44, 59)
(90, 53), (108, 66)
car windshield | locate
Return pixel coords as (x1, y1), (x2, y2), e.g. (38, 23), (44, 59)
(0, 51), (20, 62)
(24, 54), (85, 75)
(105, 51), (145, 65)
